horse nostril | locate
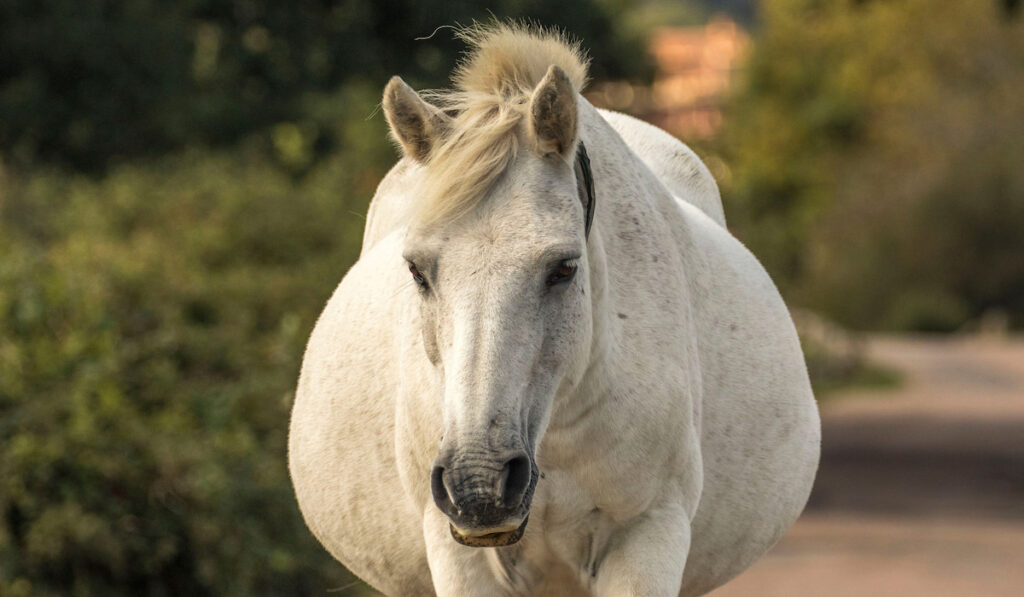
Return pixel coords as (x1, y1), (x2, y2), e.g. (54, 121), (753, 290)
(500, 454), (532, 509)
(430, 466), (457, 515)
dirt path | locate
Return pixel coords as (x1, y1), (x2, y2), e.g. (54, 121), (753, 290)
(709, 335), (1024, 597)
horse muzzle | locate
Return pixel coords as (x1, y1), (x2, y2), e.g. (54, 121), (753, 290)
(449, 514), (530, 547)
(430, 448), (538, 547)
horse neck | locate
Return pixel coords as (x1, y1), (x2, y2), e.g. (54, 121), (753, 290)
(545, 102), (701, 439)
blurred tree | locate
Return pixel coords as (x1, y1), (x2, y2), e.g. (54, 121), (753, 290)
(701, 0), (757, 24)
(0, 96), (392, 593)
(0, 0), (650, 172)
(607, 0), (710, 33)
(721, 0), (1024, 330)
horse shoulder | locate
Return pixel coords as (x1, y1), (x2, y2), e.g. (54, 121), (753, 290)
(598, 108), (726, 227)
(289, 231), (432, 595)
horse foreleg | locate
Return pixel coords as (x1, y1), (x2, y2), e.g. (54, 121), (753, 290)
(592, 503), (691, 597)
(422, 507), (514, 596)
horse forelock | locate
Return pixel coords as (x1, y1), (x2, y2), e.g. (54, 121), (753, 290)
(411, 22), (590, 230)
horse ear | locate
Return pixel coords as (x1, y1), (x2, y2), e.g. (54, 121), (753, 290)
(382, 76), (450, 162)
(528, 65), (578, 157)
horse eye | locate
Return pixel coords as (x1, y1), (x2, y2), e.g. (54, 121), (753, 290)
(546, 261), (578, 287)
(409, 263), (428, 289)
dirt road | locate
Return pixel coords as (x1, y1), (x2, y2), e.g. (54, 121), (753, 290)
(709, 335), (1024, 597)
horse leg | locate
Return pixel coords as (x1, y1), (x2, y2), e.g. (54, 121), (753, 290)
(592, 503), (692, 597)
(422, 507), (512, 596)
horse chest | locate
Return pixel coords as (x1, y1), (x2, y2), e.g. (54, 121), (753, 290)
(539, 395), (693, 516)
(487, 483), (644, 595)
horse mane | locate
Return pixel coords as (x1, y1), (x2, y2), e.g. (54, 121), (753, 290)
(412, 22), (589, 228)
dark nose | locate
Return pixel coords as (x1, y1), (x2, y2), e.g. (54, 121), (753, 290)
(499, 454), (532, 508)
(430, 451), (534, 528)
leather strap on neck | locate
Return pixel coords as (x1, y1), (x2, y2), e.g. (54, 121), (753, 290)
(574, 141), (596, 240)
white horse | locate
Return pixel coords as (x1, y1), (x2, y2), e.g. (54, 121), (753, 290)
(289, 24), (819, 597)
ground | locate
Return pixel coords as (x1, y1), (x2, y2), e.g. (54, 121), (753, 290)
(709, 335), (1024, 597)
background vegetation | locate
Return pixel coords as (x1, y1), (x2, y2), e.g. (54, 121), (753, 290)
(719, 0), (1024, 331)
(1, 0), (1021, 595)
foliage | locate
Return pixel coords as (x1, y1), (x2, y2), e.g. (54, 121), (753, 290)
(0, 82), (392, 595)
(702, 0), (757, 24)
(0, 0), (651, 172)
(720, 0), (1024, 330)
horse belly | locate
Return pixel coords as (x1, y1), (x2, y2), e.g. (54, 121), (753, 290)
(288, 239), (433, 595)
(681, 339), (819, 595)
(644, 192), (821, 596)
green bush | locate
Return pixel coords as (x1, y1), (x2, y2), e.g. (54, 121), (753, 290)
(0, 0), (652, 172)
(0, 103), (391, 594)
(720, 0), (1024, 330)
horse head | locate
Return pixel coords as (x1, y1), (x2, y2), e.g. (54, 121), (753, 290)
(382, 58), (594, 546)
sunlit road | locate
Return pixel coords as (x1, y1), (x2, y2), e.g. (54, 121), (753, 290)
(710, 335), (1024, 597)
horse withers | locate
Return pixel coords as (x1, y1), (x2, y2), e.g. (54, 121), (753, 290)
(288, 24), (820, 597)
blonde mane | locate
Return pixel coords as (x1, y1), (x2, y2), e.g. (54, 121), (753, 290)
(413, 23), (589, 228)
